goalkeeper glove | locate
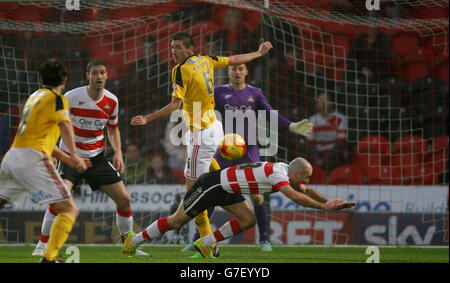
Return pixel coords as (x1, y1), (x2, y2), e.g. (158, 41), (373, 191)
(289, 119), (313, 137)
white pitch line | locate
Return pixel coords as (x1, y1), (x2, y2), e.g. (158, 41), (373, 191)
(0, 243), (448, 248)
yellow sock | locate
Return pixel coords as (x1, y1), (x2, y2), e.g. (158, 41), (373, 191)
(209, 157), (221, 171)
(194, 210), (212, 238)
(205, 157), (221, 247)
(44, 213), (75, 261)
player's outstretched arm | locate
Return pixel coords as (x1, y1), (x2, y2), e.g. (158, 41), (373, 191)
(280, 184), (355, 210)
(228, 41), (273, 66)
(293, 183), (328, 203)
(131, 97), (182, 126)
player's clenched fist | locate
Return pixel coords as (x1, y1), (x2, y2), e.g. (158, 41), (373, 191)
(130, 115), (147, 126)
(258, 41), (273, 56)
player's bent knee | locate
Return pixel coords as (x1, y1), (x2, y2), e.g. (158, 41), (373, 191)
(116, 193), (132, 210)
(250, 194), (264, 206)
(51, 199), (79, 217)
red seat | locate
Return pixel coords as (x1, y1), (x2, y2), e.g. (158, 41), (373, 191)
(242, 9), (261, 33)
(106, 6), (145, 20)
(357, 135), (391, 155)
(190, 20), (219, 37)
(391, 153), (421, 178)
(400, 61), (431, 84)
(302, 48), (331, 72)
(155, 20), (186, 38)
(157, 38), (171, 63)
(355, 135), (391, 173)
(411, 6), (449, 19)
(141, 2), (180, 17)
(432, 135), (449, 153)
(0, 2), (17, 13)
(424, 135), (449, 175)
(327, 34), (350, 60)
(393, 135), (428, 156)
(366, 166), (402, 185)
(403, 164), (438, 185)
(327, 59), (346, 81)
(353, 154), (385, 175)
(321, 22), (358, 39)
(393, 35), (419, 57)
(329, 165), (363, 185)
(425, 150), (447, 175)
(0, 10), (7, 20)
(12, 8), (45, 22)
(309, 166), (327, 184)
(437, 60), (449, 83)
(400, 48), (436, 68)
(123, 37), (144, 63)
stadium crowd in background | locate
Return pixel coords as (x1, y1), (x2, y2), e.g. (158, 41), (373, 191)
(0, 2), (448, 186)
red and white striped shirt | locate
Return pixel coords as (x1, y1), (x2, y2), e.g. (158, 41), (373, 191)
(307, 111), (347, 152)
(60, 86), (119, 158)
(220, 162), (290, 194)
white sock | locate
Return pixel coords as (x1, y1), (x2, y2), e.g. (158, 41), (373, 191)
(38, 206), (58, 245)
(116, 208), (133, 242)
(202, 219), (242, 247)
(201, 234), (216, 247)
(131, 217), (170, 247)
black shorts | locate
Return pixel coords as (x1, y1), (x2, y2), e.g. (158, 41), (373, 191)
(183, 170), (245, 218)
(59, 152), (122, 191)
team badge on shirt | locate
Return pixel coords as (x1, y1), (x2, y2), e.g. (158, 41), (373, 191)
(247, 96), (254, 103)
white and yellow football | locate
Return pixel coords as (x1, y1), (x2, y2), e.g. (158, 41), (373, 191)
(218, 133), (246, 161)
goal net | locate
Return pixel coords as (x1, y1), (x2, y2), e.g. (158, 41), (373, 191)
(0, 0), (448, 246)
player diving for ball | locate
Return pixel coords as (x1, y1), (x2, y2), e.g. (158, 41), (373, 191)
(130, 32), (273, 256)
(182, 63), (314, 253)
(121, 157), (355, 258)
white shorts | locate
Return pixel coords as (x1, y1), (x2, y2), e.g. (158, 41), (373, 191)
(184, 120), (224, 179)
(0, 147), (71, 206)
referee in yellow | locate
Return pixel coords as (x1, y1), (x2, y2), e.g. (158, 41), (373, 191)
(131, 32), (272, 257)
(0, 58), (90, 262)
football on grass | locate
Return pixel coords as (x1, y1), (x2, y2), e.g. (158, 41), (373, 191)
(218, 133), (246, 161)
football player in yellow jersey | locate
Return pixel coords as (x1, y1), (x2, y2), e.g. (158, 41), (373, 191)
(130, 32), (272, 257)
(0, 58), (90, 263)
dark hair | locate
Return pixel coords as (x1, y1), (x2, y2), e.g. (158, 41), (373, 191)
(38, 58), (68, 87)
(171, 32), (194, 48)
(86, 59), (107, 72)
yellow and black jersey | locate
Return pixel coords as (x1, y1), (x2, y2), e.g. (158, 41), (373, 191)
(12, 88), (70, 157)
(171, 54), (229, 131)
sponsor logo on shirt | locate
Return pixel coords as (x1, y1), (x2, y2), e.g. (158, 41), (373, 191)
(224, 104), (253, 111)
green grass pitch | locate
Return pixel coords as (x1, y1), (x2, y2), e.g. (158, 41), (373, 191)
(0, 244), (447, 263)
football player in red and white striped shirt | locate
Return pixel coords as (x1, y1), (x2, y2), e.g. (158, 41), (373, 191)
(306, 92), (348, 172)
(32, 60), (136, 256)
(122, 157), (355, 258)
